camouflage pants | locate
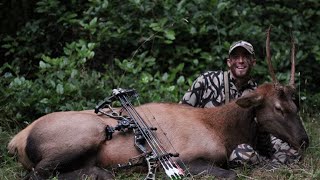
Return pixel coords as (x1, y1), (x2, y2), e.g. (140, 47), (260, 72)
(229, 135), (301, 168)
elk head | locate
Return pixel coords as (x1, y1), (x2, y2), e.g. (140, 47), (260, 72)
(236, 27), (309, 152)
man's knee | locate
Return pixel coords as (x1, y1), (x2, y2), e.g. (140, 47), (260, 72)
(229, 144), (260, 167)
(271, 136), (301, 164)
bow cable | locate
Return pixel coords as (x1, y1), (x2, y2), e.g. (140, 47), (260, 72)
(133, 96), (193, 178)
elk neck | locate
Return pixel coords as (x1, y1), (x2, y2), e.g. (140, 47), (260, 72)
(202, 101), (258, 154)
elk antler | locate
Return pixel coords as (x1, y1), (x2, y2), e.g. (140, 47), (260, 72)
(266, 26), (278, 84)
(290, 36), (296, 88)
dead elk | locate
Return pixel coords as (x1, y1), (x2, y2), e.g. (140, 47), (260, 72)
(8, 31), (309, 179)
(7, 87), (309, 179)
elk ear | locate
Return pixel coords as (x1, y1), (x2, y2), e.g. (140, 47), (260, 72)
(236, 93), (264, 108)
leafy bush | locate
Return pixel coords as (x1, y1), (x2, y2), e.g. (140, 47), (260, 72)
(1, 0), (320, 128)
(1, 39), (108, 122)
(1, 1), (320, 179)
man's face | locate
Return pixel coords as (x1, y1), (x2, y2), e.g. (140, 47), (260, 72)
(227, 47), (256, 79)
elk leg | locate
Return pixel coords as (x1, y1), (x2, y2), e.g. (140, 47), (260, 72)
(27, 146), (99, 179)
(57, 166), (114, 180)
(25, 166), (114, 180)
(187, 159), (237, 179)
(26, 128), (103, 178)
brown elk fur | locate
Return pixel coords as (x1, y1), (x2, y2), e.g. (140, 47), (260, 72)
(8, 83), (309, 179)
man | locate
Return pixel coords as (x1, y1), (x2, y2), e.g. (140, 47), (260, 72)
(180, 40), (300, 168)
(181, 40), (257, 108)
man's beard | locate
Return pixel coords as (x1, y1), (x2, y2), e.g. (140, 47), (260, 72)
(230, 64), (252, 79)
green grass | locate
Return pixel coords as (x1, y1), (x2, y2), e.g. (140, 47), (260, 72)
(1, 113), (319, 180)
(0, 127), (28, 180)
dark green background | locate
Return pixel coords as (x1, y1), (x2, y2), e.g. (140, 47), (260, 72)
(1, 0), (320, 129)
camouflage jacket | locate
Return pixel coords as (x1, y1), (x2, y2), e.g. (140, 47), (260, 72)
(180, 70), (257, 107)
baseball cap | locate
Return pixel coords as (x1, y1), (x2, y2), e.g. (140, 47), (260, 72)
(229, 40), (255, 57)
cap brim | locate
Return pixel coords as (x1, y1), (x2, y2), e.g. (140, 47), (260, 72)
(229, 44), (254, 55)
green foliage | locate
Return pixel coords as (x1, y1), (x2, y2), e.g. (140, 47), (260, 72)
(1, 0), (320, 127)
(113, 51), (186, 103)
(1, 2), (320, 179)
(0, 39), (111, 126)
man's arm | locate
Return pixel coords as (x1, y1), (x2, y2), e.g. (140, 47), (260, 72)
(180, 75), (205, 107)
